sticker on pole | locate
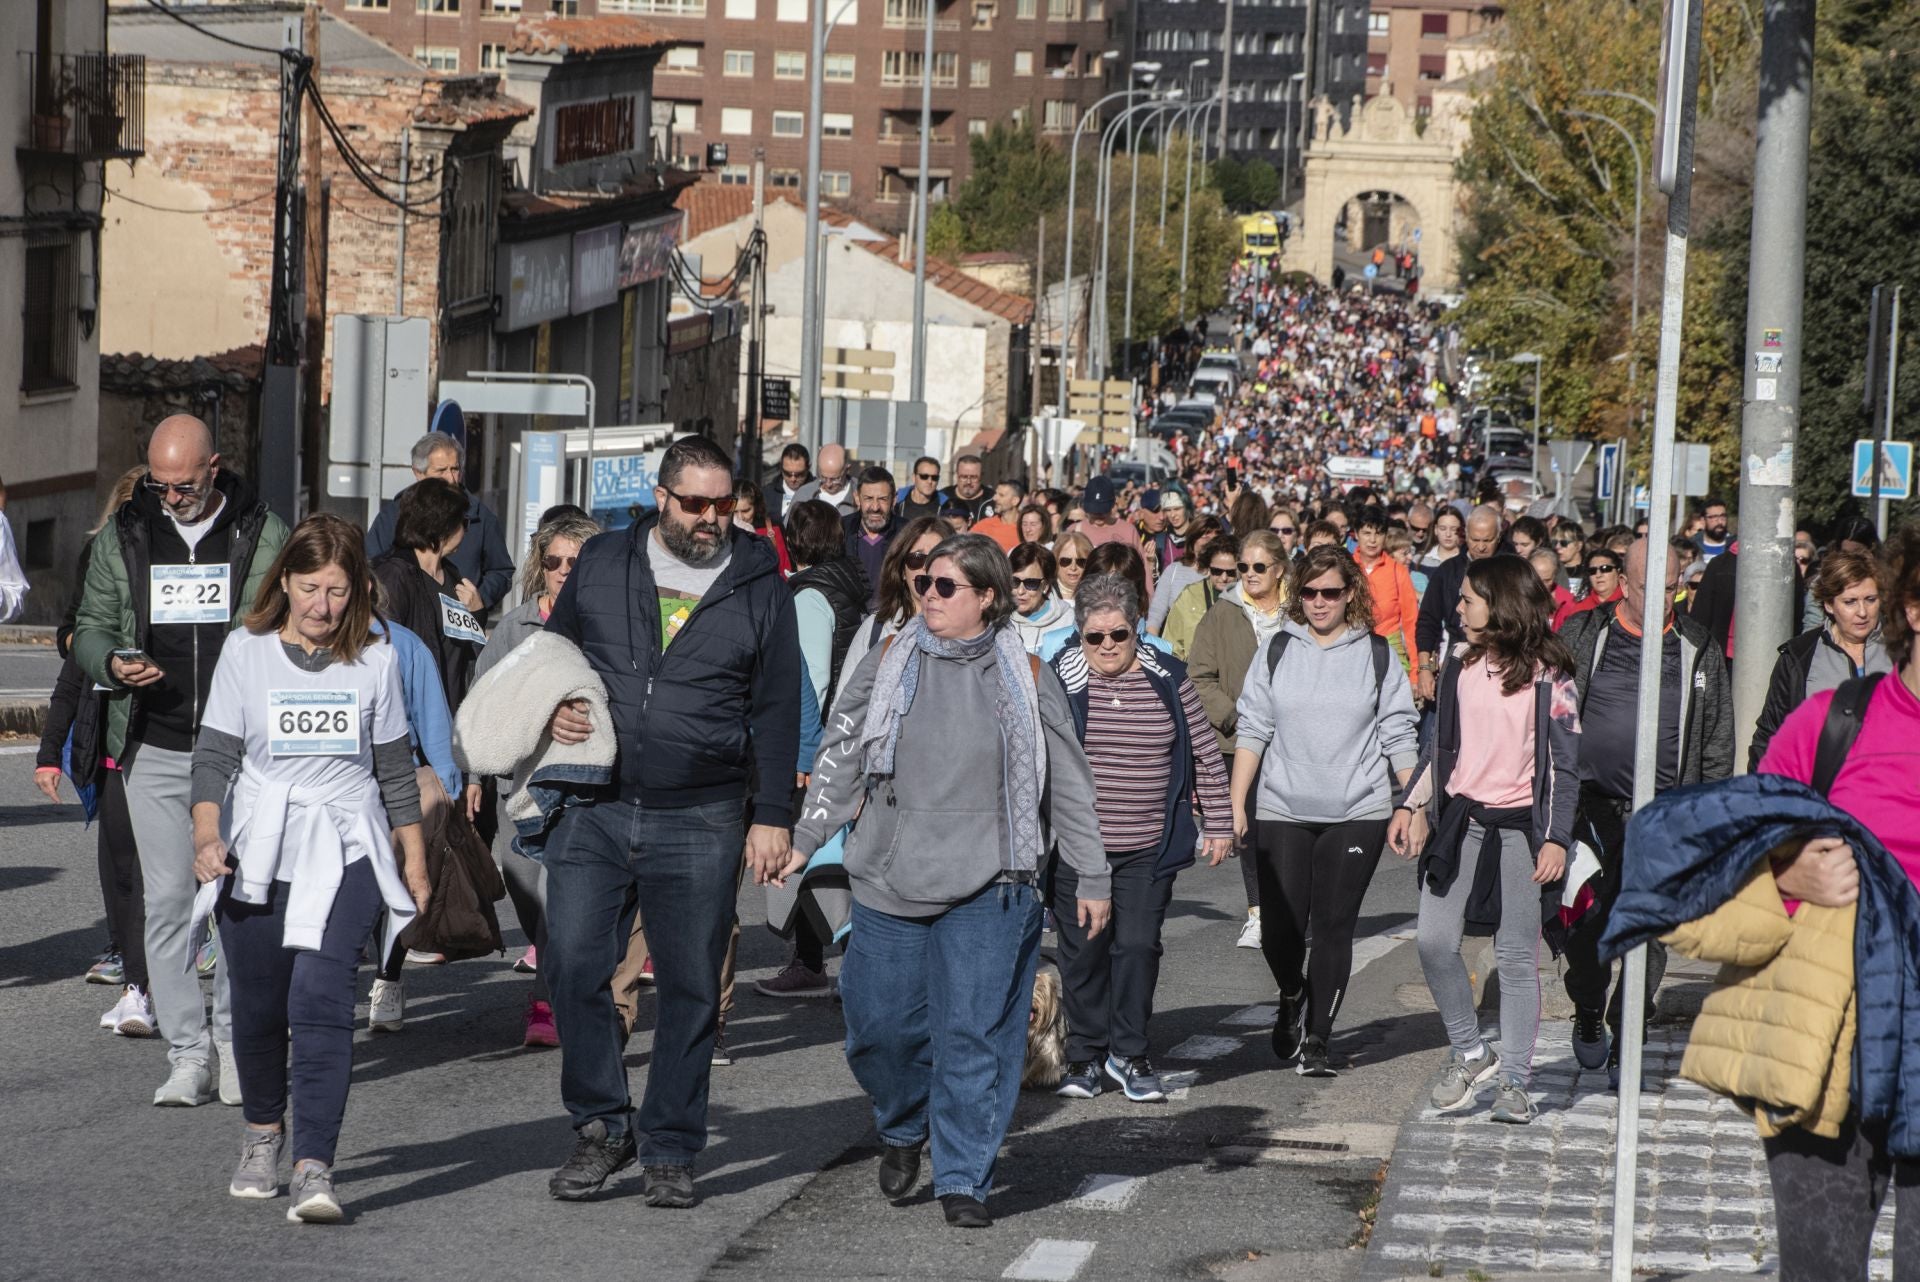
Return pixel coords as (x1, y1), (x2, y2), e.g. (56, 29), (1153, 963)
(1853, 440), (1913, 501)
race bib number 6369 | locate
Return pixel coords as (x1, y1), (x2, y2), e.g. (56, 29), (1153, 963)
(267, 689), (361, 757)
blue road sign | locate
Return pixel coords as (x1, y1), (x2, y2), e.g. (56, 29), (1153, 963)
(1363, 263), (1379, 280)
(1853, 439), (1913, 500)
(1598, 441), (1621, 501)
(430, 399), (465, 450)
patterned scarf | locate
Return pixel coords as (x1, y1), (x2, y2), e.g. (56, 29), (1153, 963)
(862, 616), (1048, 874)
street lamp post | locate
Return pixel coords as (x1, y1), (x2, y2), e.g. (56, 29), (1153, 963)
(909, 0), (935, 402)
(1163, 61), (1209, 229)
(1124, 95), (1183, 375)
(1093, 95), (1165, 380)
(1511, 352), (1544, 490)
(798, 0), (861, 453)
(1061, 74), (1143, 381)
(1178, 97), (1219, 320)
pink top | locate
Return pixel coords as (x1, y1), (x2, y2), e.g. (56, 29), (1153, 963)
(1449, 658), (1536, 808)
(1758, 671), (1920, 892)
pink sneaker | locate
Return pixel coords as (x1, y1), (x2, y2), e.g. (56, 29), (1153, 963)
(638, 955), (655, 985)
(524, 999), (559, 1048)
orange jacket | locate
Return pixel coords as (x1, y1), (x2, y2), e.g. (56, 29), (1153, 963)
(1356, 552), (1421, 670)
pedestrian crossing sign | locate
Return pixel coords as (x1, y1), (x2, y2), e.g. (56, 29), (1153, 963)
(1852, 439), (1913, 500)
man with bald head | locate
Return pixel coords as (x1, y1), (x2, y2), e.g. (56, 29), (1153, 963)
(1558, 537), (1731, 1082)
(796, 443), (855, 515)
(73, 413), (289, 1108)
(1413, 504), (1503, 700)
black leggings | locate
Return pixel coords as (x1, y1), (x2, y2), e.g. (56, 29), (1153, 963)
(97, 769), (147, 990)
(1765, 1115), (1918, 1280)
(1251, 818), (1388, 1041)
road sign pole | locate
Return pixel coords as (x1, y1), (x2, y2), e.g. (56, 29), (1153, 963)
(1880, 285), (1902, 538)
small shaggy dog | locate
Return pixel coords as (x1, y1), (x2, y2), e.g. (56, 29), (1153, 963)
(1022, 963), (1066, 1089)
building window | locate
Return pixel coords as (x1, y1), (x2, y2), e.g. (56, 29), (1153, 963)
(602, 0), (707, 14)
(479, 43), (509, 69)
(775, 50), (806, 78)
(1417, 95), (1434, 116)
(968, 117), (988, 136)
(1366, 54), (1386, 77)
(1013, 49), (1032, 76)
(972, 0), (994, 27)
(883, 0), (926, 25)
(720, 106), (751, 134)
(551, 0), (578, 12)
(1418, 54), (1447, 79)
(1367, 11), (1388, 35)
(1083, 49), (1101, 75)
(724, 49), (754, 75)
(769, 168), (803, 188)
(345, 0), (390, 9)
(1041, 99), (1076, 134)
(1088, 0), (1101, 17)
(662, 46), (701, 72)
(825, 52), (856, 80)
(823, 111), (854, 138)
(882, 49), (921, 84)
(970, 57), (990, 86)
(823, 170), (852, 196)
(21, 235), (76, 393)
(1046, 0), (1077, 18)
(414, 46), (460, 70)
(1421, 11), (1449, 36)
(671, 101), (699, 129)
(877, 168), (910, 202)
(776, 0), (806, 18)
(1010, 104), (1027, 126)
(1017, 0), (1034, 15)
(486, 0), (521, 11)
(932, 51), (958, 84)
(724, 0), (754, 15)
(416, 0), (458, 11)
(772, 110), (805, 137)
(718, 164), (750, 184)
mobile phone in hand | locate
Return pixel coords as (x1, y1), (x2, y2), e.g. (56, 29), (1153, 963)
(112, 647), (155, 667)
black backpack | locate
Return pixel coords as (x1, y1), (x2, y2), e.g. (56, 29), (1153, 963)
(1810, 672), (1885, 797)
(1265, 629), (1393, 710)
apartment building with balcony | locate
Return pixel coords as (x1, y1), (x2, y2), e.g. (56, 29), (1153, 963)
(5, 0), (145, 624)
(324, 0), (1118, 221)
(1362, 0), (1501, 118)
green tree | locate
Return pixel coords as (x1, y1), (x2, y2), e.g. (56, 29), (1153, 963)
(1241, 159), (1280, 212)
(925, 202), (965, 261)
(948, 121), (1069, 265)
(1211, 157), (1249, 211)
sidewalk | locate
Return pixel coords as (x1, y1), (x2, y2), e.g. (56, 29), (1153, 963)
(1363, 966), (1899, 1279)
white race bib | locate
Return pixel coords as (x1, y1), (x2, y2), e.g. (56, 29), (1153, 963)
(438, 593), (486, 645)
(267, 689), (361, 757)
(150, 563), (231, 625)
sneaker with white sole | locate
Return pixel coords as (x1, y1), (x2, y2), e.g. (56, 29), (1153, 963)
(287, 1163), (343, 1223)
(85, 950), (125, 985)
(1235, 911), (1263, 950)
(154, 1059), (215, 1107)
(229, 1127), (285, 1199)
(1490, 1079), (1536, 1124)
(1103, 1053), (1168, 1103)
(1572, 1004), (1609, 1070)
(215, 1038), (243, 1105)
(405, 948), (447, 965)
(1055, 1061), (1102, 1099)
(1430, 1045), (1501, 1112)
(195, 922), (219, 977)
(368, 978), (404, 1032)
(99, 998), (119, 1030)
(113, 987), (157, 1038)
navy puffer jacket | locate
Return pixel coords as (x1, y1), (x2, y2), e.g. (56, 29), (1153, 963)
(1601, 773), (1920, 1157)
(545, 513), (801, 828)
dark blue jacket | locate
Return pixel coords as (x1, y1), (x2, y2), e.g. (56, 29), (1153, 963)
(545, 513), (801, 829)
(366, 488), (515, 612)
(1602, 773), (1920, 1157)
(1051, 643), (1200, 881)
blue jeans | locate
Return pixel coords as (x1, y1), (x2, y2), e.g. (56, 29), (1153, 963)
(840, 881), (1043, 1201)
(543, 798), (743, 1166)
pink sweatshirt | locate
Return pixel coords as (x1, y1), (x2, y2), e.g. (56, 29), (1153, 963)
(1758, 671), (1920, 892)
(1448, 658), (1536, 808)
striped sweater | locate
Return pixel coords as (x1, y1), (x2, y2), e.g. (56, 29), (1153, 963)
(1082, 665), (1233, 852)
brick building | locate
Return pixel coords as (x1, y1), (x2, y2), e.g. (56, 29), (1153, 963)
(323, 0), (1119, 222)
(1362, 0), (1502, 118)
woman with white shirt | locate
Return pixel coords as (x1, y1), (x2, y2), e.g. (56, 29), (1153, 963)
(190, 514), (430, 1222)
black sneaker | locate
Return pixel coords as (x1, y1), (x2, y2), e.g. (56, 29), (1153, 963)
(877, 1142), (922, 1199)
(1103, 1053), (1167, 1103)
(1296, 1035), (1337, 1078)
(548, 1120), (635, 1200)
(1271, 990), (1306, 1063)
(1572, 1004), (1609, 1070)
(711, 1017), (734, 1067)
(642, 1164), (696, 1208)
(941, 1193), (992, 1228)
(1055, 1060), (1102, 1099)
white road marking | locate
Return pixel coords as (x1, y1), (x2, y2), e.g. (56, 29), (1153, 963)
(1167, 1034), (1242, 1060)
(1223, 1004), (1277, 1027)
(0, 744), (41, 756)
(1003, 1238), (1097, 1281)
(1069, 1173), (1144, 1212)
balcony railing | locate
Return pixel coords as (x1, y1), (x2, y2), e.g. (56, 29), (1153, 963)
(22, 53), (145, 160)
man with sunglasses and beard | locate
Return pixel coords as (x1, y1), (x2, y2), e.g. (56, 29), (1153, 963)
(537, 435), (801, 1210)
(73, 414), (290, 1108)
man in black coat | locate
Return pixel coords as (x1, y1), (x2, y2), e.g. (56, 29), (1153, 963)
(1414, 504), (1502, 701)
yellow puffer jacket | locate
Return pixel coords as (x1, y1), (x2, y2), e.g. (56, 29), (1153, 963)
(1662, 857), (1856, 1140)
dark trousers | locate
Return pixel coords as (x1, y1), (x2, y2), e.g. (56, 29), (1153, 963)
(1050, 848), (1172, 1062)
(1238, 835), (1261, 911)
(1251, 818), (1388, 1041)
(218, 859), (384, 1167)
(1764, 1115), (1918, 1281)
(96, 769), (147, 990)
(543, 797), (743, 1166)
(1562, 789), (1665, 1035)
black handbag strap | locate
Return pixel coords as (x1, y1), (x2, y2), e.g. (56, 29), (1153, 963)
(1811, 673), (1885, 797)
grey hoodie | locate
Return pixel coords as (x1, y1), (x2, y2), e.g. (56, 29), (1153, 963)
(1234, 620), (1420, 823)
(795, 633), (1110, 916)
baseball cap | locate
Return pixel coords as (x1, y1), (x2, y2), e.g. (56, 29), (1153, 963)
(1138, 489), (1162, 513)
(1083, 476), (1116, 515)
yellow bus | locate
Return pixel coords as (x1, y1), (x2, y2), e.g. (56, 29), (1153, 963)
(1240, 213), (1280, 258)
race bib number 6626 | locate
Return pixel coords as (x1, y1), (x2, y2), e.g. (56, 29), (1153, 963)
(267, 689), (361, 757)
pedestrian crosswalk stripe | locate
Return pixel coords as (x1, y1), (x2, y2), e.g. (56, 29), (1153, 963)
(1069, 1174), (1143, 1212)
(1004, 1238), (1097, 1281)
(1167, 1034), (1242, 1060)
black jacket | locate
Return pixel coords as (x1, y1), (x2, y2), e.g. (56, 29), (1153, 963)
(1415, 552), (1471, 658)
(372, 551), (477, 715)
(1559, 605), (1734, 788)
(1746, 626), (1883, 771)
(787, 556), (867, 716)
(545, 513), (801, 828)
(366, 488), (515, 613)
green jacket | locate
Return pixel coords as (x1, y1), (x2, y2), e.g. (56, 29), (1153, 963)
(72, 473), (289, 760)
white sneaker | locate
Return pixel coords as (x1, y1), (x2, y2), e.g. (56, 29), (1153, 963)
(154, 1059), (215, 1107)
(368, 979), (404, 1032)
(215, 1038), (243, 1105)
(1235, 912), (1263, 950)
(113, 987), (157, 1038)
(100, 997), (119, 1030)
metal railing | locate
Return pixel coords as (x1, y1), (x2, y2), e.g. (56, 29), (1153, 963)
(22, 52), (145, 160)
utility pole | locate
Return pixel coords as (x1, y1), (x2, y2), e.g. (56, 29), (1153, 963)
(299, 0), (324, 515)
(1878, 286), (1902, 536)
(1216, 0), (1233, 158)
(741, 150), (765, 478)
(1032, 212), (1046, 420)
(393, 126), (409, 314)
(910, 0), (933, 402)
(1300, 0), (1319, 166)
(1729, 0), (1815, 759)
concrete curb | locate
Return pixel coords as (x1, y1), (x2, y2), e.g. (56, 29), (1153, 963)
(0, 701), (48, 738)
(0, 625), (56, 646)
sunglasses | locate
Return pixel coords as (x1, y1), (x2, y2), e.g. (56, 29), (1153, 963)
(1587, 562), (1620, 575)
(1082, 626), (1134, 646)
(663, 487), (739, 517)
(916, 471), (940, 481)
(1207, 565), (1239, 578)
(1056, 555), (1087, 569)
(1296, 585), (1349, 602)
(1554, 537), (1580, 547)
(1238, 561), (1274, 575)
(912, 575), (980, 599)
(143, 478), (204, 498)
(1270, 525), (1297, 536)
(1012, 576), (1048, 592)
(903, 550), (934, 571)
(781, 468), (808, 480)
(1408, 524), (1432, 535)
(541, 554), (578, 573)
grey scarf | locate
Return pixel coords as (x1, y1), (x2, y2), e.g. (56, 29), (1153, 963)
(861, 616), (1048, 874)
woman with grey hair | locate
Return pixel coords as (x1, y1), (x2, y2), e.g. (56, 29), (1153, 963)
(1047, 573), (1232, 1103)
(785, 532), (1110, 1228)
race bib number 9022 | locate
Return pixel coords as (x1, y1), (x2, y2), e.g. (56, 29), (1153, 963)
(150, 564), (231, 625)
(267, 689), (361, 757)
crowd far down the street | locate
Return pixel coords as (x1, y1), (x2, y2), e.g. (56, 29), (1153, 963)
(5, 265), (1918, 1280)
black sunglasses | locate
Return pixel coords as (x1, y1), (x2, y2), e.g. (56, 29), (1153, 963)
(1270, 524), (1297, 536)
(1238, 561), (1274, 575)
(916, 471), (940, 481)
(1297, 585), (1349, 602)
(903, 550), (934, 571)
(143, 478), (204, 498)
(541, 554), (577, 573)
(1055, 555), (1086, 568)
(663, 487), (738, 517)
(1587, 562), (1620, 575)
(1012, 575), (1049, 592)
(912, 574), (980, 599)
(1207, 565), (1238, 578)
(1554, 536), (1580, 547)
(1082, 626), (1134, 646)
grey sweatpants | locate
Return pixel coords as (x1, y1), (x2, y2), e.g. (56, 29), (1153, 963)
(1416, 820), (1541, 1087)
(124, 743), (231, 1065)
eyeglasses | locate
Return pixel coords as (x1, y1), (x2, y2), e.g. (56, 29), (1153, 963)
(143, 478), (204, 498)
(541, 554), (578, 573)
(1082, 626), (1134, 646)
(1587, 562), (1620, 575)
(1055, 555), (1086, 569)
(1207, 565), (1239, 579)
(1238, 561), (1274, 575)
(903, 550), (934, 571)
(1296, 585), (1349, 602)
(1012, 576), (1048, 592)
(663, 487), (739, 518)
(913, 574), (981, 599)
(916, 471), (940, 481)
(1270, 524), (1297, 536)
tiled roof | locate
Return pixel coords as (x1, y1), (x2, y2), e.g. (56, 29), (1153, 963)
(411, 80), (533, 128)
(507, 15), (682, 58)
(101, 345), (266, 392)
(677, 181), (758, 240)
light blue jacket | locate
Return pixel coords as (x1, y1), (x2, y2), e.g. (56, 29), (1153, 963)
(374, 619), (461, 796)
